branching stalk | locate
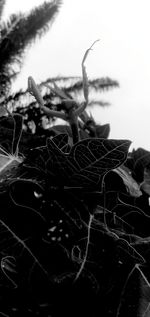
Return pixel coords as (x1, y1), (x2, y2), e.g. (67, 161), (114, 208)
(28, 40), (99, 143)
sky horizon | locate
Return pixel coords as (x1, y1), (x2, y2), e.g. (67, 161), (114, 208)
(2, 0), (150, 151)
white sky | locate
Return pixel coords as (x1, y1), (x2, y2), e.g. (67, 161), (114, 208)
(3, 0), (150, 150)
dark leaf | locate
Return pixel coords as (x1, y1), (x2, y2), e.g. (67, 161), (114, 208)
(0, 115), (23, 180)
(0, 105), (7, 117)
(140, 167), (150, 196)
(46, 136), (131, 188)
(132, 148), (150, 169)
(46, 137), (74, 183)
(79, 129), (90, 139)
(1, 255), (17, 288)
(0, 218), (49, 279)
(12, 114), (23, 156)
(129, 147), (150, 182)
(50, 133), (70, 152)
(116, 265), (148, 317)
(95, 124), (110, 138)
(49, 124), (72, 136)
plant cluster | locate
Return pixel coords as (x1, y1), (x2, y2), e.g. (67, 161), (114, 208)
(0, 0), (62, 97)
(0, 43), (150, 317)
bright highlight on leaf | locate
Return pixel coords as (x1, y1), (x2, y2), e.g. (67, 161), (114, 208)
(0, 114), (23, 178)
(113, 165), (142, 197)
(140, 167), (150, 195)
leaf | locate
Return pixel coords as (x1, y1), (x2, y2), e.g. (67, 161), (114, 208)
(0, 219), (49, 279)
(69, 139), (131, 187)
(0, 114), (23, 179)
(9, 180), (46, 223)
(116, 265), (149, 317)
(46, 137), (76, 184)
(138, 266), (150, 317)
(12, 114), (23, 156)
(79, 128), (90, 139)
(1, 256), (17, 288)
(46, 136), (131, 188)
(49, 124), (71, 135)
(0, 106), (7, 117)
(0, 151), (21, 180)
(95, 124), (110, 138)
(113, 165), (142, 197)
(140, 167), (150, 196)
(50, 133), (70, 152)
(129, 147), (150, 182)
(132, 147), (150, 170)
(117, 238), (145, 264)
(49, 126), (73, 151)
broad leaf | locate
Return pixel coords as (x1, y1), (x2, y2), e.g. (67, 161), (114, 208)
(95, 123), (110, 139)
(131, 147), (150, 170)
(46, 137), (76, 183)
(46, 137), (131, 188)
(128, 147), (150, 182)
(116, 265), (149, 317)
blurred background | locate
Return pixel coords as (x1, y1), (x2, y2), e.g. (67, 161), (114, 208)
(2, 0), (150, 150)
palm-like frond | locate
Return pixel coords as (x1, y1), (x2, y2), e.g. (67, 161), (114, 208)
(88, 100), (110, 107)
(3, 76), (118, 111)
(43, 76), (119, 91)
(0, 0), (62, 96)
(64, 77), (119, 94)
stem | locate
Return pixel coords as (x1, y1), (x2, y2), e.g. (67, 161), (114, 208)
(41, 105), (66, 120)
(74, 214), (93, 281)
(75, 101), (87, 116)
(69, 115), (80, 144)
(102, 180), (107, 228)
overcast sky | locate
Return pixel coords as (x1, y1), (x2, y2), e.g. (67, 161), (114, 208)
(3, 0), (150, 151)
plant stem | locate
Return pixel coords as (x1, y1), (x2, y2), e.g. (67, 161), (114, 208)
(69, 115), (79, 144)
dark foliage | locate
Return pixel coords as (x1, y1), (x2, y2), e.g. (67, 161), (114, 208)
(1, 75), (118, 137)
(0, 7), (148, 315)
(0, 112), (150, 316)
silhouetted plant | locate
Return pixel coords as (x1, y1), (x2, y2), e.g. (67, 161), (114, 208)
(0, 42), (150, 316)
(0, 0), (62, 97)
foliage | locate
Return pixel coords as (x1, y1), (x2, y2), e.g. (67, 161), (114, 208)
(1, 43), (150, 317)
(1, 75), (119, 138)
(0, 2), (119, 131)
(0, 0), (62, 97)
